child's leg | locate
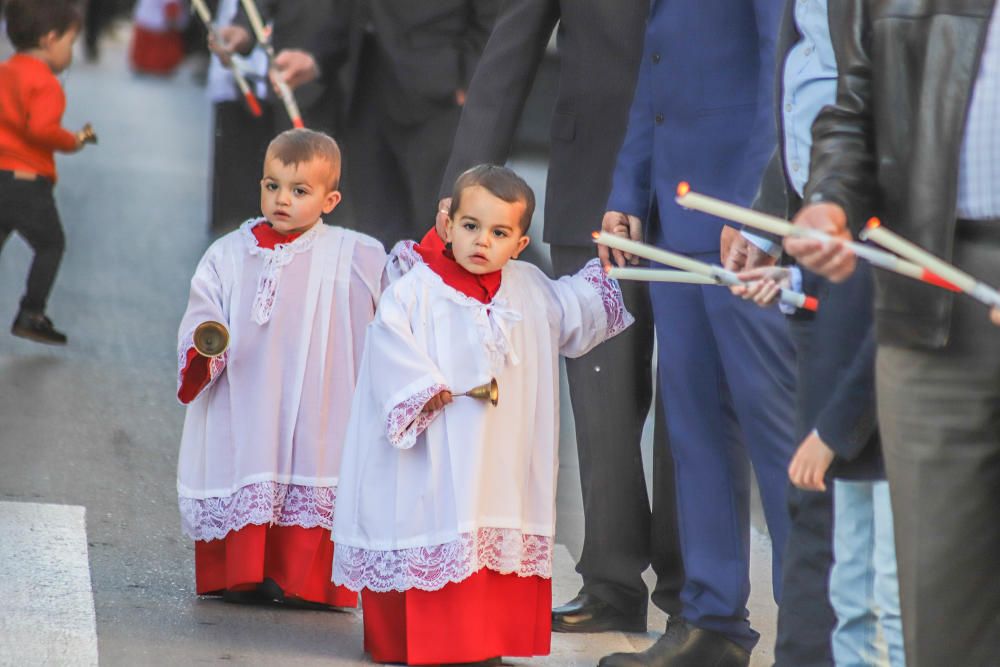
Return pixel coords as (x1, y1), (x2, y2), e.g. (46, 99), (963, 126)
(872, 480), (905, 667)
(14, 182), (65, 315)
(830, 480), (885, 666)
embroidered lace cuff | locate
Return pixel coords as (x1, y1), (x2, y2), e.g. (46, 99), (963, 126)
(332, 528), (553, 592)
(386, 383), (449, 449)
(176, 330), (227, 403)
(179, 481), (336, 542)
(386, 240), (423, 283)
(578, 258), (634, 338)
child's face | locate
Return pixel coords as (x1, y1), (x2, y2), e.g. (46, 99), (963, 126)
(445, 186), (530, 274)
(260, 157), (341, 234)
(40, 27), (79, 73)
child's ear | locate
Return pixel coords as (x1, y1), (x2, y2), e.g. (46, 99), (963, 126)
(38, 30), (59, 49)
(441, 216), (454, 243)
(512, 234), (531, 258)
(322, 190), (342, 214)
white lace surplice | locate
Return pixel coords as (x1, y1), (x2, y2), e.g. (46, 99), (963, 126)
(332, 258), (633, 592)
(176, 219), (386, 541)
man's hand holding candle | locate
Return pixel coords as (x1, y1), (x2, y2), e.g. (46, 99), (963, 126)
(272, 49), (320, 90)
(785, 202), (855, 282)
(208, 25), (253, 66)
(733, 266), (791, 307)
(598, 211), (643, 268)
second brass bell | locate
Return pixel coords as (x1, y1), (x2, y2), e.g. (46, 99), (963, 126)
(457, 378), (499, 407)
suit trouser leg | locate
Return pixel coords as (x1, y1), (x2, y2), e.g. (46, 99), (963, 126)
(774, 319), (836, 667)
(651, 277), (795, 650)
(875, 233), (1000, 667)
(550, 247), (682, 616)
(342, 78), (411, 249)
(393, 105), (462, 241)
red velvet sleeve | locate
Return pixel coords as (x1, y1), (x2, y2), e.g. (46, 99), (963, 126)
(177, 348), (212, 404)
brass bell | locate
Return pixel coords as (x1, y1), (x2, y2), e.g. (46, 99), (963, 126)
(193, 320), (230, 358)
(455, 378), (499, 407)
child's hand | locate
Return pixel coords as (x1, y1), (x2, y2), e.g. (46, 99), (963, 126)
(422, 390), (453, 413)
(598, 211), (643, 268)
(733, 266), (791, 307)
(788, 431), (835, 492)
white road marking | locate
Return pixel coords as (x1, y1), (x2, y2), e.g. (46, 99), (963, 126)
(0, 502), (98, 667)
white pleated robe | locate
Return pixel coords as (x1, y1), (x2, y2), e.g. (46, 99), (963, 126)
(332, 256), (633, 592)
(176, 220), (385, 541)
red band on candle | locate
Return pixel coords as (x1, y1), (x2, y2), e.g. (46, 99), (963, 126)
(292, 117), (305, 129)
(244, 92), (262, 117)
(921, 269), (962, 292)
(802, 296), (819, 312)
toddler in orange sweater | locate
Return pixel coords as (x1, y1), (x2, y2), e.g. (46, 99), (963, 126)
(0, 0), (94, 344)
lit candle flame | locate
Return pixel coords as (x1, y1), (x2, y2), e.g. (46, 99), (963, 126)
(677, 182), (691, 197)
(866, 217), (881, 230)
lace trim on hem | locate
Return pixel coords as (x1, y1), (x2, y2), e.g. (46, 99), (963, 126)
(179, 481), (336, 542)
(579, 258), (634, 338)
(386, 383), (449, 449)
(176, 330), (227, 402)
(332, 528), (553, 592)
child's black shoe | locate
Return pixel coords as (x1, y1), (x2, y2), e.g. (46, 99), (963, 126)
(11, 311), (67, 345)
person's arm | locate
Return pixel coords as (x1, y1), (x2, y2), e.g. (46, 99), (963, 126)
(25, 82), (78, 153)
(800, 0), (877, 233)
(439, 0), (560, 199)
(605, 17), (656, 221)
(457, 0), (503, 97)
(814, 323), (877, 461)
(734, 0), (785, 203)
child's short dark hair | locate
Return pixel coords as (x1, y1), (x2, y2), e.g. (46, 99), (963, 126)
(264, 129), (342, 189)
(4, 0), (82, 51)
(449, 164), (535, 233)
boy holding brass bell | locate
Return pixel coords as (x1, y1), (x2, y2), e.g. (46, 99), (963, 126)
(175, 128), (385, 609)
(0, 0), (97, 345)
(332, 165), (634, 665)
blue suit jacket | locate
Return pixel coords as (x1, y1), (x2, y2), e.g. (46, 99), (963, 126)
(608, 0), (783, 254)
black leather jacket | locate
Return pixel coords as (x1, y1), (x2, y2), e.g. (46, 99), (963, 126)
(804, 0), (997, 349)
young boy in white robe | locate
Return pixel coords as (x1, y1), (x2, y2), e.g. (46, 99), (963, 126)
(332, 165), (634, 664)
(175, 128), (385, 608)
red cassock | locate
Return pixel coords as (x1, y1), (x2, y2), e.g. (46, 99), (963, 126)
(179, 222), (356, 608)
(358, 228), (552, 663)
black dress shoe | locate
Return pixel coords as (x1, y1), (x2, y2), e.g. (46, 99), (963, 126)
(665, 627), (750, 667)
(552, 593), (647, 633)
(11, 311), (67, 345)
(598, 618), (689, 666)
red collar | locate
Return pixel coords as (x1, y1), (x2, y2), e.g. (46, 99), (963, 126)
(414, 227), (501, 304)
(251, 220), (304, 249)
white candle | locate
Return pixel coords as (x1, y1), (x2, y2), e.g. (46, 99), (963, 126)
(608, 268), (716, 285)
(675, 182), (961, 291)
(861, 219), (1000, 307)
(237, 0), (304, 127)
(594, 232), (818, 311)
(190, 0), (213, 23)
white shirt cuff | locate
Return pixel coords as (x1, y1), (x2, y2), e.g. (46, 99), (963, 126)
(741, 230), (783, 258)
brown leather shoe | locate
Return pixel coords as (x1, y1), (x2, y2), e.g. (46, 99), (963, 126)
(552, 593), (647, 633)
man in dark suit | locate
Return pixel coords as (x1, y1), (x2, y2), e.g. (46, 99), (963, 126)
(245, 1), (499, 248)
(596, 1), (793, 665)
(436, 0), (684, 635)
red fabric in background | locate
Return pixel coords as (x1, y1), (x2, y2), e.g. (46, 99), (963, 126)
(195, 524), (358, 607)
(361, 569), (551, 664)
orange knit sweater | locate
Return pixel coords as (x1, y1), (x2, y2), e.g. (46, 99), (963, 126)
(0, 54), (77, 182)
